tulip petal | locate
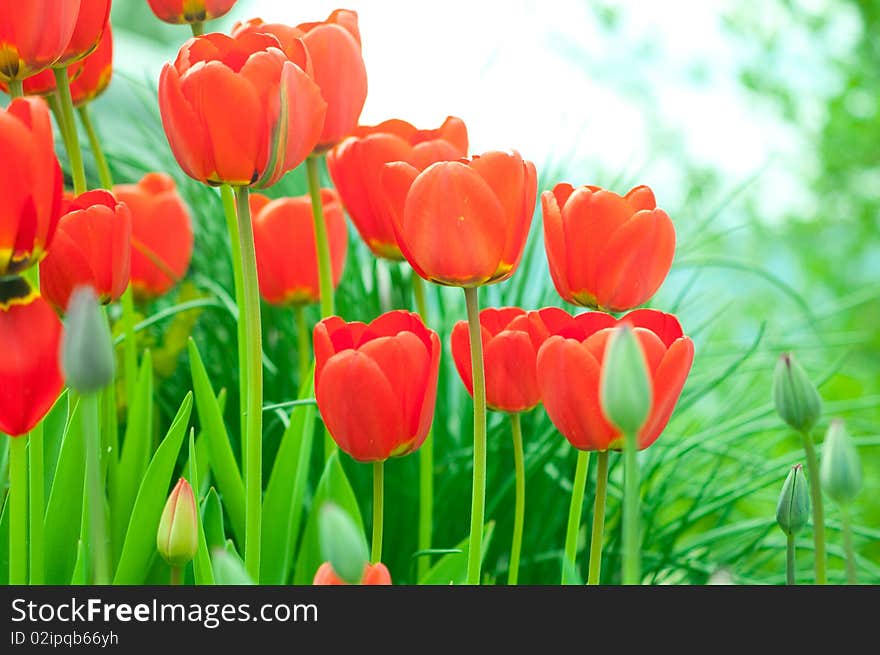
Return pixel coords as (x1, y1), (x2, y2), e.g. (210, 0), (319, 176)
(540, 189), (572, 302)
(158, 63), (212, 183)
(621, 308), (685, 348)
(383, 162), (428, 279)
(639, 337), (694, 448)
(483, 329), (541, 412)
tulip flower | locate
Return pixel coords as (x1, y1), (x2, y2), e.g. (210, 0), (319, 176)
(541, 183), (676, 312)
(314, 310), (441, 463)
(251, 189), (347, 306)
(0, 60), (84, 97)
(0, 0), (80, 88)
(113, 173), (193, 301)
(40, 190), (132, 312)
(53, 0), (110, 68)
(777, 463), (810, 585)
(158, 31), (327, 188)
(0, 97), (63, 277)
(157, 478), (199, 573)
(313, 561), (392, 585)
(147, 0), (238, 27)
(70, 22), (112, 106)
(327, 116), (469, 260)
(0, 277), (64, 437)
(61, 286), (116, 394)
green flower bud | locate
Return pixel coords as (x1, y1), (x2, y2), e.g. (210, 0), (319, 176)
(776, 464), (810, 536)
(820, 419), (862, 506)
(157, 478), (199, 568)
(318, 502), (369, 584)
(600, 324), (652, 435)
(60, 286), (115, 393)
(772, 352), (821, 433)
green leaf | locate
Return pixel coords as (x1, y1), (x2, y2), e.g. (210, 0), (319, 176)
(0, 492), (8, 585)
(70, 539), (88, 585)
(110, 351), (154, 565)
(211, 546), (253, 585)
(187, 338), (245, 546)
(292, 451), (364, 584)
(419, 522), (496, 585)
(113, 392), (193, 584)
(260, 367), (316, 584)
(43, 396), (85, 584)
(188, 430), (214, 585)
(42, 390), (70, 498)
(202, 487), (225, 551)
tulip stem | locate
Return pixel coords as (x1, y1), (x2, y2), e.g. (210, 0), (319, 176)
(508, 412), (525, 585)
(372, 461), (384, 564)
(83, 393), (109, 585)
(170, 566), (183, 586)
(412, 274), (433, 580)
(77, 104), (114, 189)
(28, 425), (44, 584)
(464, 286), (487, 585)
(119, 287), (139, 409)
(190, 21), (204, 37)
(9, 434), (27, 584)
(8, 78), (23, 98)
(294, 305), (310, 388)
(799, 429), (826, 584)
(786, 534), (796, 585)
(841, 507), (857, 584)
(220, 184), (249, 462)
(53, 67), (87, 195)
(234, 185), (263, 582)
(587, 450), (609, 585)
(306, 155), (335, 319)
(562, 449), (589, 584)
(622, 430), (641, 585)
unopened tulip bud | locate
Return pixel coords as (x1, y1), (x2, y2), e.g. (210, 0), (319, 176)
(776, 464), (810, 536)
(60, 286), (115, 393)
(157, 478), (199, 567)
(318, 502), (369, 584)
(773, 353), (822, 433)
(820, 419), (862, 506)
(600, 324), (652, 435)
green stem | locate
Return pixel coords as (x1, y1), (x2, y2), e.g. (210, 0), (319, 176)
(234, 186), (263, 582)
(47, 93), (73, 170)
(77, 104), (113, 189)
(28, 426), (44, 584)
(800, 430), (826, 584)
(372, 461), (384, 564)
(464, 286), (487, 585)
(508, 412), (525, 585)
(412, 274), (433, 580)
(622, 431), (640, 585)
(9, 435), (28, 584)
(294, 305), (310, 388)
(119, 287), (139, 409)
(8, 78), (23, 98)
(786, 534), (796, 585)
(306, 155), (335, 319)
(221, 184), (249, 462)
(562, 449), (590, 584)
(587, 450), (609, 585)
(841, 508), (857, 584)
(83, 393), (109, 584)
(53, 67), (87, 195)
(190, 21), (204, 37)
(170, 565), (183, 585)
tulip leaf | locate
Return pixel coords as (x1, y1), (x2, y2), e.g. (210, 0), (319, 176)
(113, 392), (193, 584)
(187, 338), (245, 547)
(211, 545), (253, 585)
(110, 350), (154, 566)
(42, 390), (70, 498)
(418, 522), (495, 585)
(292, 451), (365, 584)
(260, 365), (316, 584)
(43, 396), (85, 584)
(188, 430), (214, 585)
(70, 538), (88, 585)
(202, 487), (226, 552)
(0, 493), (8, 585)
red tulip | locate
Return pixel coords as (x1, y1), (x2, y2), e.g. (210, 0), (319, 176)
(40, 190), (132, 312)
(312, 561), (391, 585)
(327, 116), (468, 260)
(70, 21), (112, 106)
(536, 308), (694, 451)
(382, 150), (537, 287)
(53, 0), (111, 68)
(0, 0), (80, 83)
(158, 31), (326, 188)
(541, 183), (676, 312)
(0, 97), (63, 277)
(451, 307), (558, 413)
(0, 60), (84, 97)
(112, 173), (192, 301)
(147, 0), (237, 24)
(0, 277), (64, 437)
(251, 188), (347, 306)
(232, 10), (367, 151)
(313, 310), (441, 463)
